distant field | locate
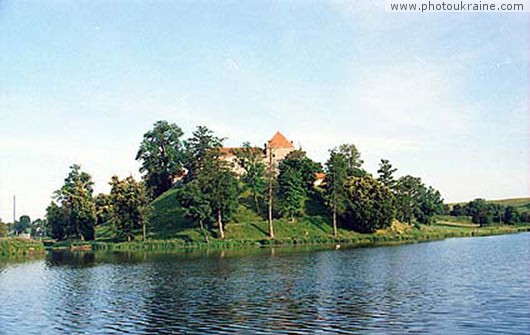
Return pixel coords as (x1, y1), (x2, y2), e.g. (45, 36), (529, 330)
(449, 197), (530, 209)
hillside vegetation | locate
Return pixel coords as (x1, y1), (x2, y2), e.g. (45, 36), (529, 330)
(450, 197), (530, 209)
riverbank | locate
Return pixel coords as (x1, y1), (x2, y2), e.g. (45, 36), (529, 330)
(50, 223), (530, 253)
(0, 238), (46, 257)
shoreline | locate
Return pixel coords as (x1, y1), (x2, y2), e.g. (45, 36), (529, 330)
(2, 225), (528, 258)
(52, 224), (530, 253)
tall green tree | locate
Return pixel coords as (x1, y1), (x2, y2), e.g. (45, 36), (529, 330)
(377, 159), (397, 190)
(94, 193), (112, 226)
(395, 175), (422, 224)
(395, 175), (445, 225)
(278, 166), (305, 222)
(277, 150), (321, 221)
(416, 186), (445, 224)
(184, 125), (223, 180)
(336, 143), (365, 177)
(136, 120), (185, 198)
(46, 202), (67, 240)
(180, 127), (238, 239)
(54, 164), (96, 240)
(109, 176), (150, 242)
(324, 149), (349, 237)
(342, 175), (394, 233)
(200, 150), (240, 239)
(235, 142), (266, 214)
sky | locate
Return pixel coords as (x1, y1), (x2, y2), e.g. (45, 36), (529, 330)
(0, 1), (528, 221)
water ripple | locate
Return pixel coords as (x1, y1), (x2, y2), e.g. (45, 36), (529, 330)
(0, 234), (529, 334)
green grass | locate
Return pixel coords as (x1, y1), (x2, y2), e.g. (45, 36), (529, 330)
(488, 197), (530, 209)
(55, 190), (530, 252)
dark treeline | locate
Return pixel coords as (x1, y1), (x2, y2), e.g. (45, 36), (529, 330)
(450, 199), (529, 226)
(45, 120), (448, 242)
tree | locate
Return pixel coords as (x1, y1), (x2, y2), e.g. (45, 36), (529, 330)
(136, 120), (185, 198)
(278, 166), (305, 222)
(265, 147), (278, 239)
(416, 186), (445, 224)
(281, 150), (322, 191)
(94, 193), (112, 226)
(184, 125), (223, 180)
(503, 206), (520, 225)
(395, 175), (445, 225)
(46, 201), (67, 240)
(377, 159), (397, 190)
(465, 199), (493, 226)
(180, 127), (239, 239)
(234, 142), (267, 214)
(324, 148), (349, 237)
(450, 204), (468, 216)
(176, 180), (212, 243)
(53, 164), (96, 240)
(336, 143), (365, 177)
(109, 176), (150, 242)
(341, 176), (394, 233)
(395, 175), (422, 224)
(277, 150), (321, 221)
(15, 215), (31, 234)
(200, 150), (240, 239)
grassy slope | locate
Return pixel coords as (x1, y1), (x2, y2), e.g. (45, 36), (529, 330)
(449, 197), (530, 210)
(91, 190), (529, 250)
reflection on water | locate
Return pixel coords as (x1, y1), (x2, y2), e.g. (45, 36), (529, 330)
(0, 234), (529, 334)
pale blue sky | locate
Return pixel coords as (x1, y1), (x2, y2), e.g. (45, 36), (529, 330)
(1, 1), (528, 220)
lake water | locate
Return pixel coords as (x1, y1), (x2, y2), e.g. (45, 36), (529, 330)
(0, 233), (529, 334)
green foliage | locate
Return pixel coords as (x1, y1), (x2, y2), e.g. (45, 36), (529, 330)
(177, 127), (240, 239)
(335, 143), (366, 177)
(278, 165), (305, 221)
(0, 220), (7, 237)
(280, 150), (322, 191)
(176, 179), (212, 241)
(377, 159), (397, 189)
(136, 120), (185, 198)
(46, 202), (67, 240)
(183, 125), (223, 181)
(452, 199), (527, 226)
(201, 152), (240, 237)
(52, 164), (96, 240)
(234, 142), (267, 214)
(94, 193), (112, 225)
(0, 238), (45, 256)
(15, 215), (31, 234)
(341, 175), (394, 233)
(278, 150), (321, 221)
(109, 175), (150, 242)
(395, 175), (444, 224)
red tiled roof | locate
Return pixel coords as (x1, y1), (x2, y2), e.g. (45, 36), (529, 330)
(268, 131), (294, 149)
(315, 172), (326, 180)
(220, 147), (237, 155)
